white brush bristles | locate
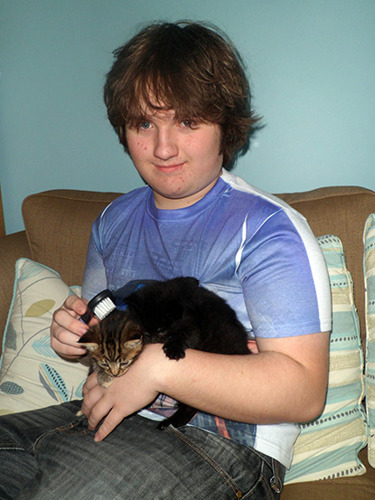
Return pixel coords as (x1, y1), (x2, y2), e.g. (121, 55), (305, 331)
(93, 297), (116, 320)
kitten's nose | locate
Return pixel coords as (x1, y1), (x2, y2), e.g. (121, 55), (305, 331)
(110, 363), (120, 376)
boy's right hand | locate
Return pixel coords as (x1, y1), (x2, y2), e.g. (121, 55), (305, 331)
(51, 294), (91, 359)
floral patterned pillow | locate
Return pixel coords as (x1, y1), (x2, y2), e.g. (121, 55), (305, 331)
(0, 258), (88, 414)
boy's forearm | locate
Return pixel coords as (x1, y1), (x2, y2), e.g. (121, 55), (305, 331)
(156, 333), (329, 424)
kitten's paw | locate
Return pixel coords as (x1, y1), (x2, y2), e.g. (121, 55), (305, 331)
(163, 342), (186, 360)
(100, 380), (113, 388)
(97, 375), (113, 388)
(156, 420), (170, 431)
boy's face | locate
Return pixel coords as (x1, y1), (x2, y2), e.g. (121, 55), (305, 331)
(125, 108), (223, 209)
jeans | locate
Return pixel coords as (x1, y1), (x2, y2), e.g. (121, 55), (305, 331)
(0, 400), (285, 499)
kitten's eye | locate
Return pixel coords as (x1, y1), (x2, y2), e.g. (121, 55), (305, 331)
(120, 361), (130, 368)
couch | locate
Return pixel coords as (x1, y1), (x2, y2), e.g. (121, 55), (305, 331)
(0, 186), (375, 499)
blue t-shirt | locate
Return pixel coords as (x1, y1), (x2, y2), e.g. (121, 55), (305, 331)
(82, 170), (331, 467)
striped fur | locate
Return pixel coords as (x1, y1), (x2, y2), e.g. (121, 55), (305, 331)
(79, 310), (143, 388)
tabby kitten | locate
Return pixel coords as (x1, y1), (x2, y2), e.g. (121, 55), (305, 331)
(79, 311), (144, 387)
(78, 277), (250, 429)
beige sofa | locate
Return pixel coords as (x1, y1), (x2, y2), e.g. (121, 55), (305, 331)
(1, 186), (375, 499)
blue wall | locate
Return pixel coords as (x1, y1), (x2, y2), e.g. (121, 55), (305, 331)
(1, 0), (375, 234)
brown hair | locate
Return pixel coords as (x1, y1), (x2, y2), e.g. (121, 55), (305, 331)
(104, 21), (261, 167)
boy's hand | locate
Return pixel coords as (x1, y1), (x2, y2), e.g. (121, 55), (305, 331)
(81, 344), (164, 441)
(51, 294), (92, 358)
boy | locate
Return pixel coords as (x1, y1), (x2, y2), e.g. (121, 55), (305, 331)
(0, 21), (330, 499)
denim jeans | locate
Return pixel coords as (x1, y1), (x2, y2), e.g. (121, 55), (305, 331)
(0, 400), (285, 499)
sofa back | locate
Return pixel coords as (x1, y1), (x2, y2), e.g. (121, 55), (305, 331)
(16, 185), (375, 346)
(22, 189), (121, 287)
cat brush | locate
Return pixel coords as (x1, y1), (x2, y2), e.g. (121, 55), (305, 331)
(80, 289), (116, 324)
(80, 280), (158, 323)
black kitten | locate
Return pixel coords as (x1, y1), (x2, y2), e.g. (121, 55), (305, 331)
(79, 277), (250, 429)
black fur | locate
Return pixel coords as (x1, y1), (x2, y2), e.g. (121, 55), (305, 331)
(119, 277), (251, 429)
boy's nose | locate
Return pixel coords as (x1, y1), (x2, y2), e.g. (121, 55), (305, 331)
(153, 128), (178, 160)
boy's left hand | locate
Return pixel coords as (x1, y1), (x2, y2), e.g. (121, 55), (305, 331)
(81, 344), (164, 441)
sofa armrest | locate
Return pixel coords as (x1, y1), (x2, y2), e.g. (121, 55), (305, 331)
(0, 231), (31, 353)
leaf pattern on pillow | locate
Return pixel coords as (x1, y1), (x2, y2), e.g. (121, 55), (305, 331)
(0, 381), (24, 394)
(4, 323), (17, 350)
(32, 335), (58, 358)
(39, 363), (69, 403)
(25, 299), (56, 317)
(0, 259), (87, 415)
(74, 379), (85, 399)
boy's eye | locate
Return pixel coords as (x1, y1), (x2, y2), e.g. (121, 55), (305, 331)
(181, 119), (199, 129)
(139, 121), (151, 130)
(181, 119), (194, 128)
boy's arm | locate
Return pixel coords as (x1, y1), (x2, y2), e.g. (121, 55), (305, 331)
(82, 329), (329, 441)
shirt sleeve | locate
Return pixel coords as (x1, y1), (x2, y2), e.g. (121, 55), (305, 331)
(237, 209), (331, 338)
(81, 217), (107, 300)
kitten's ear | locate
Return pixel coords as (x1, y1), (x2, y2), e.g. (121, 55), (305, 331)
(78, 342), (98, 352)
(183, 277), (199, 290)
(124, 337), (143, 349)
(78, 330), (98, 351)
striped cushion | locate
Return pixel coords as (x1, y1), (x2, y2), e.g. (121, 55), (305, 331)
(285, 235), (366, 484)
(363, 214), (375, 467)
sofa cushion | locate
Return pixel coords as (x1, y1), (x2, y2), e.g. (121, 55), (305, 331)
(0, 258), (88, 414)
(285, 235), (366, 484)
(281, 448), (375, 500)
(363, 214), (375, 468)
(22, 190), (122, 287)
